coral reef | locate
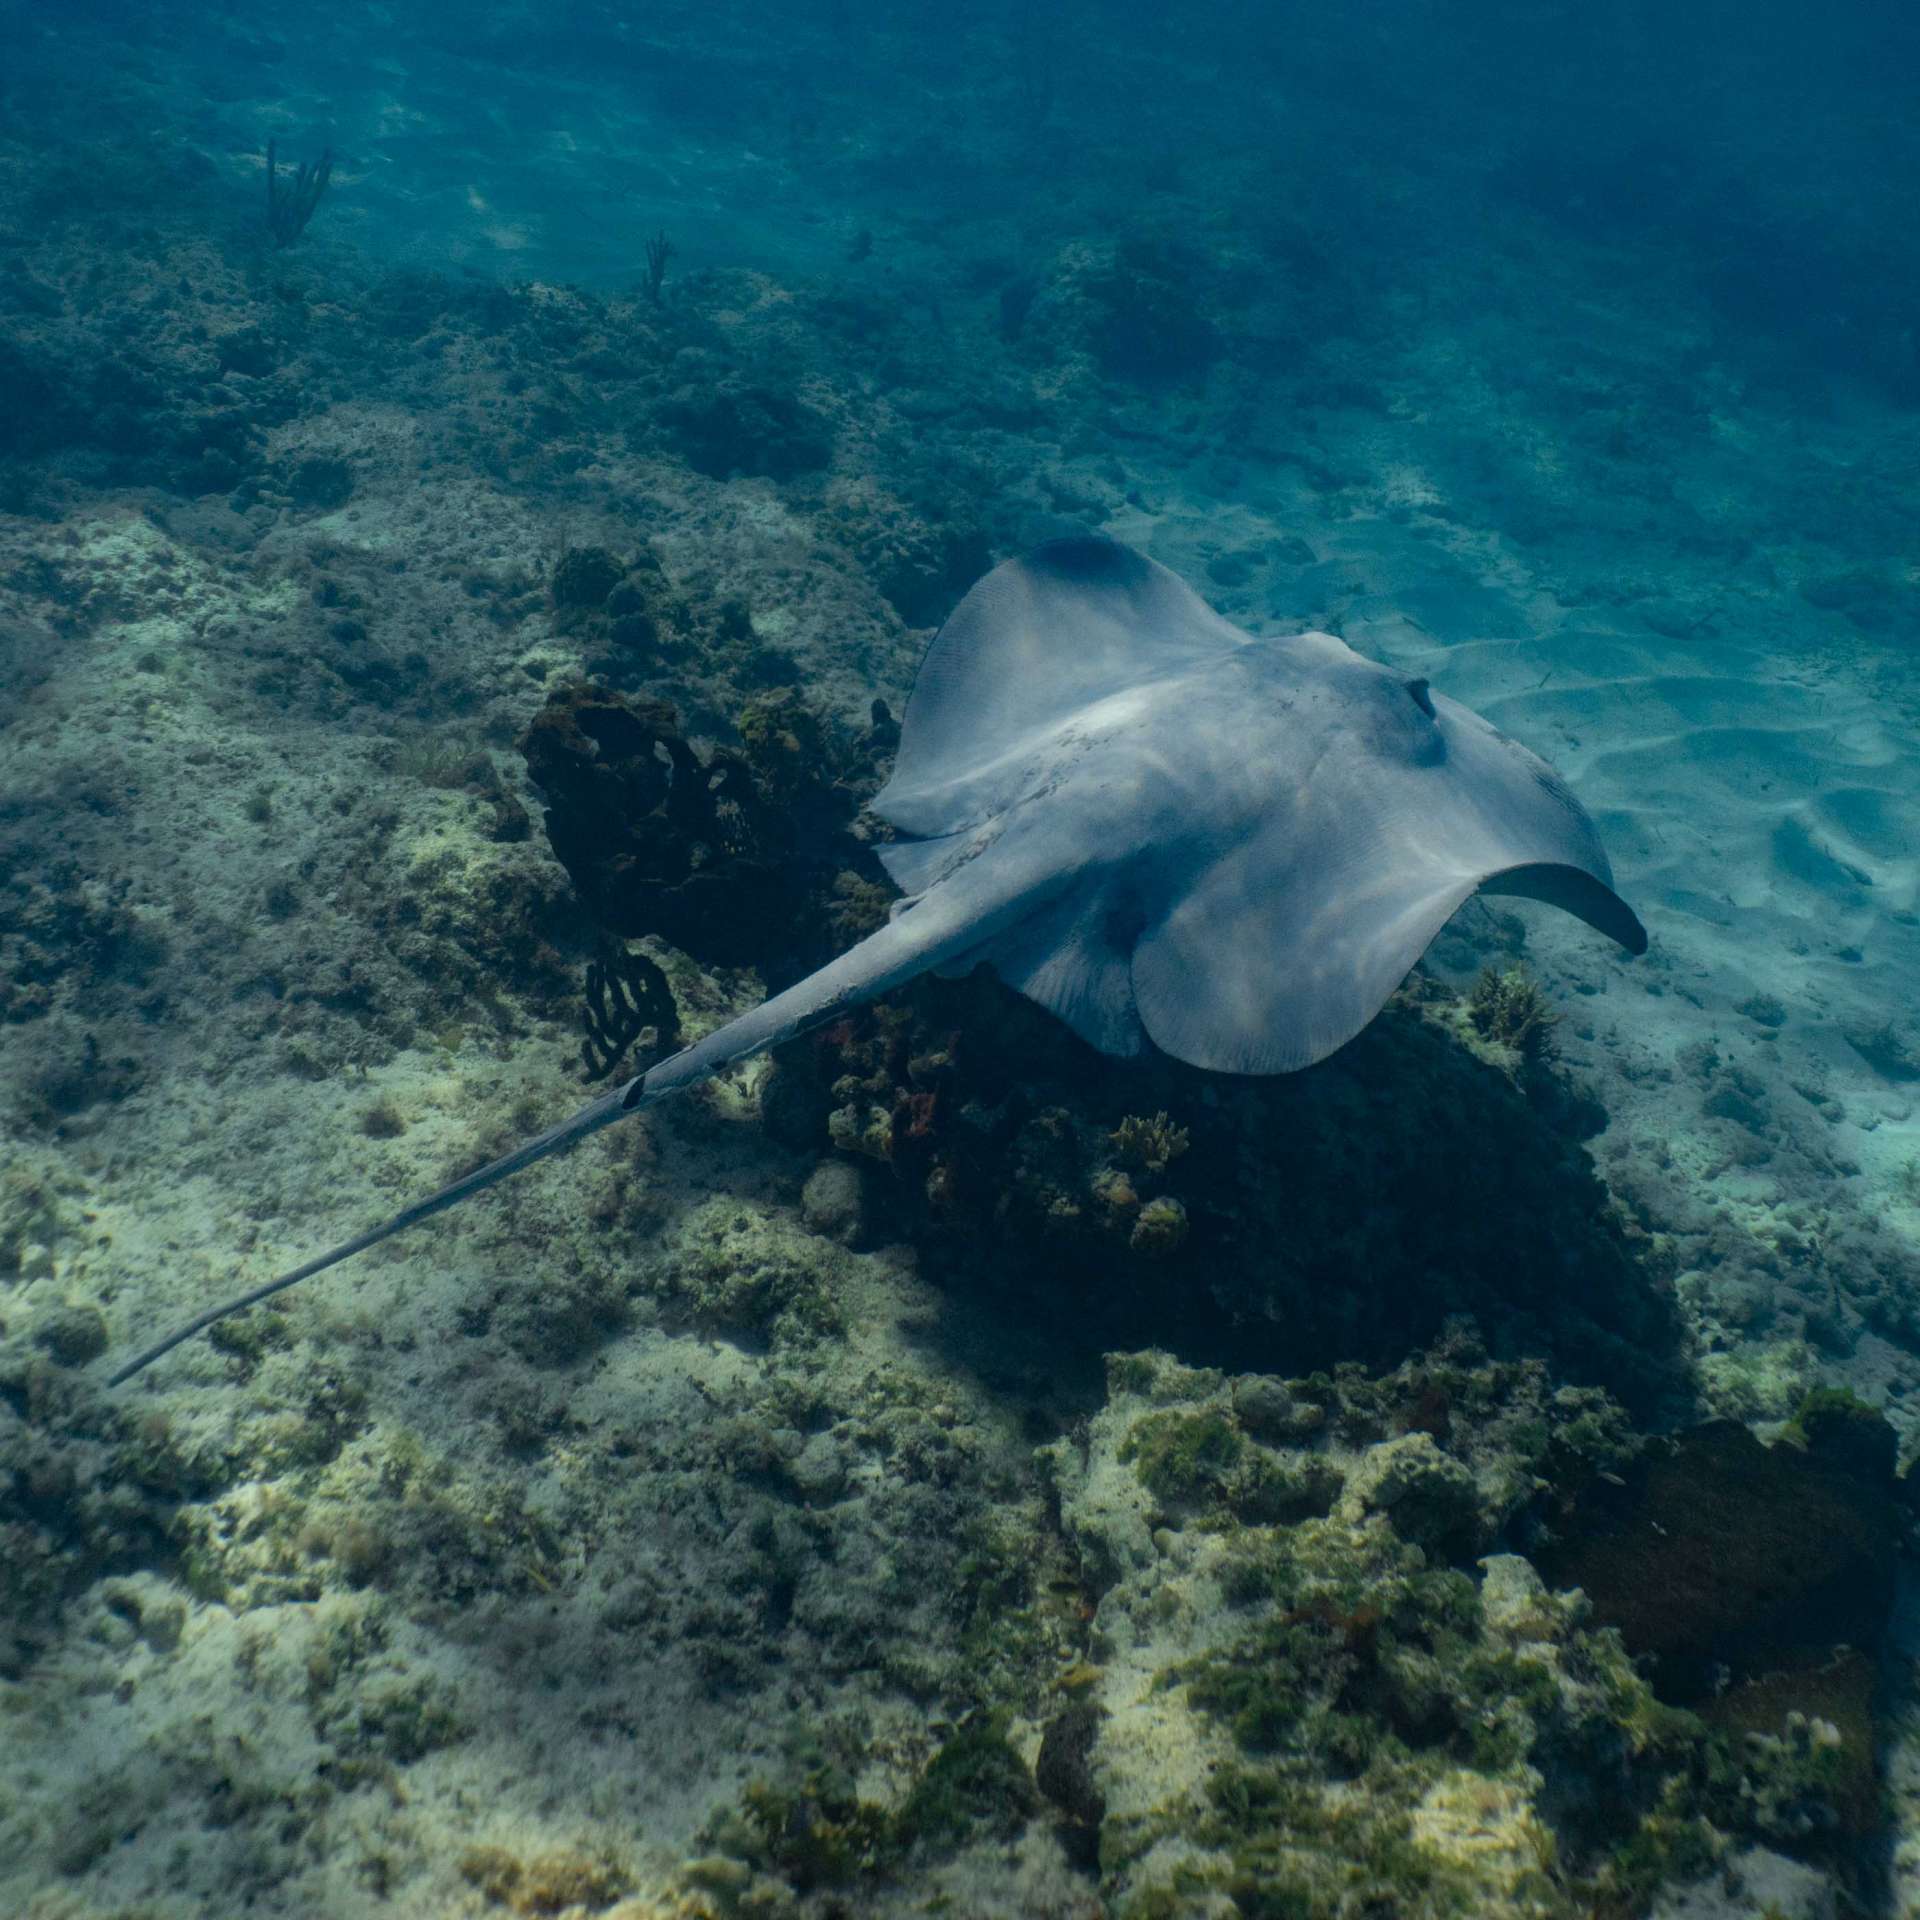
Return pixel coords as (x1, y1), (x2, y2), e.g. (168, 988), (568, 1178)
(760, 965), (1681, 1405)
(648, 1336), (1888, 1916)
(1043, 1346), (1889, 1918)
(520, 677), (891, 986)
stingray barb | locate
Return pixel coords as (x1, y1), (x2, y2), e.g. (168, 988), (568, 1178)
(105, 534), (1645, 1384)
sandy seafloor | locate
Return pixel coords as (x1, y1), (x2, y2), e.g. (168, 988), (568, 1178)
(4, 3), (1920, 1916)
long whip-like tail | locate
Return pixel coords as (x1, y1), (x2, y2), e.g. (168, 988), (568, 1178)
(104, 875), (1015, 1385)
(105, 1080), (638, 1386)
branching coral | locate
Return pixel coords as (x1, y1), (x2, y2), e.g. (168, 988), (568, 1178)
(579, 943), (680, 1081)
(1111, 1109), (1191, 1174)
(265, 139), (332, 249)
(1468, 964), (1560, 1061)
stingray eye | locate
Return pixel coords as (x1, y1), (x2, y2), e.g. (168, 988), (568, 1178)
(1404, 677), (1435, 718)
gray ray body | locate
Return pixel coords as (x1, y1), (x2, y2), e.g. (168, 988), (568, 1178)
(106, 534), (1645, 1383)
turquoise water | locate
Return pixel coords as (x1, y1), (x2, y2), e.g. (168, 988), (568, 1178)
(2, 3), (1918, 1913)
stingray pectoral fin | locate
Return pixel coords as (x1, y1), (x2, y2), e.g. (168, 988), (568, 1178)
(1130, 761), (1646, 1078)
(1131, 851), (1483, 1076)
(1479, 861), (1647, 955)
(874, 534), (1246, 837)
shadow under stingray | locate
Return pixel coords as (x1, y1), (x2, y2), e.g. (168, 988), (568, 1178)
(762, 964), (1690, 1429)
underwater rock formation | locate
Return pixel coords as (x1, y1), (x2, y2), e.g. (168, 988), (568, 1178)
(678, 1336), (1883, 1917)
(1016, 233), (1225, 389)
(826, 484), (994, 627)
(1035, 1347), (1888, 1918)
(519, 680), (886, 983)
(1083, 232), (1223, 383)
(659, 377), (833, 481)
(1539, 1408), (1899, 1702)
(0, 1347), (222, 1678)
(759, 965), (1681, 1405)
(547, 543), (698, 676)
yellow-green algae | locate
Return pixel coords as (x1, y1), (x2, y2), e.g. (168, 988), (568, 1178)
(675, 1338), (1875, 1917)
(1044, 1347), (1877, 1920)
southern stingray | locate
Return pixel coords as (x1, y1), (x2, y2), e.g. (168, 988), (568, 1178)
(107, 534), (1645, 1383)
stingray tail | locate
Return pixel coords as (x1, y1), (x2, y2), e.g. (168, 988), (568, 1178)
(627, 883), (991, 1109)
(105, 1082), (635, 1385)
(105, 885), (999, 1385)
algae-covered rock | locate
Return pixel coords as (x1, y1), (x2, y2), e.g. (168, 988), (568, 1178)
(1341, 1431), (1483, 1555)
(548, 543), (625, 612)
(894, 1713), (1039, 1848)
(29, 1298), (109, 1366)
(1042, 1345), (1873, 1918)
(1056, 231), (1222, 385)
(1129, 1193), (1189, 1256)
(459, 1841), (632, 1914)
(654, 1196), (847, 1345)
(1409, 1772), (1559, 1906)
(1478, 1553), (1578, 1645)
(0, 1160), (72, 1280)
(833, 488), (991, 626)
(660, 378), (832, 481)
(0, 1347), (219, 1675)
(1780, 1383), (1899, 1484)
(800, 1157), (866, 1246)
(1122, 1405), (1248, 1511)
